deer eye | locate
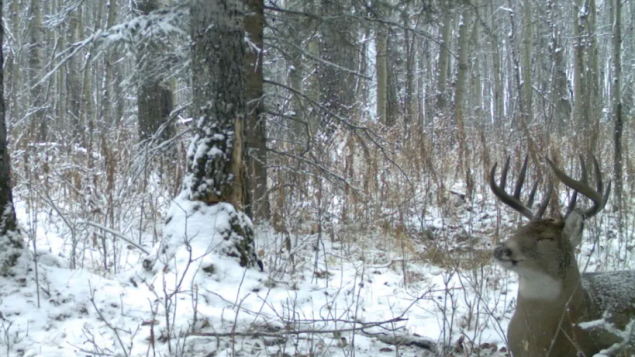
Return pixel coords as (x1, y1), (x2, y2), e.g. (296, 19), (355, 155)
(537, 237), (554, 242)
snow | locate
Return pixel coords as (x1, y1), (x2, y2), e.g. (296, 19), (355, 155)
(1, 190), (633, 356)
(0, 196), (518, 357)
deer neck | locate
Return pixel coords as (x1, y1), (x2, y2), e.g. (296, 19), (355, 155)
(517, 267), (582, 303)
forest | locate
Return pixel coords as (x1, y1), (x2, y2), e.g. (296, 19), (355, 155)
(0, 0), (633, 356)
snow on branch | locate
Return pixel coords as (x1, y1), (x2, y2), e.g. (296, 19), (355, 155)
(94, 3), (189, 51)
(45, 0), (85, 28)
(37, 3), (190, 88)
(578, 314), (635, 356)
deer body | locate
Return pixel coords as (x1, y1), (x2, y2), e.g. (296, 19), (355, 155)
(491, 157), (635, 356)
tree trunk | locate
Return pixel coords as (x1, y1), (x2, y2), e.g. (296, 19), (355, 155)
(244, 0), (270, 223)
(490, 1), (503, 128)
(521, 0), (533, 123)
(318, 0), (356, 135)
(402, 8), (415, 128)
(29, 0), (46, 141)
(185, 0), (257, 267)
(548, 0), (571, 134)
(454, 7), (473, 199)
(436, 4), (452, 113)
(572, 0), (588, 139)
(0, 0), (24, 267)
(375, 25), (387, 124)
(612, 0), (623, 211)
(586, 0), (600, 156)
(68, 7), (83, 144)
(101, 0), (120, 128)
(136, 0), (175, 143)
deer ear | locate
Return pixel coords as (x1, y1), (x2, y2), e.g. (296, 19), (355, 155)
(563, 210), (584, 247)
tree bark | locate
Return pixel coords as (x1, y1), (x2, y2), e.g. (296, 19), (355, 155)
(184, 0), (257, 267)
(244, 0), (270, 223)
(375, 25), (387, 124)
(29, 0), (46, 141)
(436, 3), (452, 113)
(0, 0), (24, 267)
(521, 0), (533, 123)
(612, 0), (623, 211)
(454, 7), (473, 198)
(136, 0), (175, 143)
(68, 7), (83, 144)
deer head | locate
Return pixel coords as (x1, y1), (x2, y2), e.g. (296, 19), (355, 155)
(489, 156), (613, 356)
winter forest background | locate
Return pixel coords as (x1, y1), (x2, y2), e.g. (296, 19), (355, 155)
(0, 0), (633, 356)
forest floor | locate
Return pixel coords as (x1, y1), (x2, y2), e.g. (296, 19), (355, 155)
(0, 192), (628, 357)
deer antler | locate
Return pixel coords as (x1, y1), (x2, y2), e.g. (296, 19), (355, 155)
(490, 156), (551, 219)
(546, 156), (611, 218)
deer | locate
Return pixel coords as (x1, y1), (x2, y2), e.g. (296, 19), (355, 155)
(490, 156), (635, 357)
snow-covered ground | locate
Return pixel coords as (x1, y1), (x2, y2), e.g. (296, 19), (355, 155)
(1, 192), (630, 357)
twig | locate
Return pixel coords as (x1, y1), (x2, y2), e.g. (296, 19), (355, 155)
(77, 220), (150, 255)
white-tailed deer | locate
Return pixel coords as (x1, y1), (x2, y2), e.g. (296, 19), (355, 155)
(490, 156), (635, 357)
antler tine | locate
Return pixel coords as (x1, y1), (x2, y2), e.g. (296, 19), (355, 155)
(513, 156), (529, 199)
(535, 181), (553, 219)
(588, 156), (611, 217)
(566, 191), (578, 216)
(546, 156), (611, 218)
(489, 156), (534, 219)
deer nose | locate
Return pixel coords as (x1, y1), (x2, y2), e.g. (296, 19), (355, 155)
(494, 244), (512, 259)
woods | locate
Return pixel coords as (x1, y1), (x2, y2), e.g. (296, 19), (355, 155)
(0, 0), (634, 356)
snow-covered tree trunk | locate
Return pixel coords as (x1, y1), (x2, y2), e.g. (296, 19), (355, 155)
(0, 0), (24, 268)
(174, 0), (256, 267)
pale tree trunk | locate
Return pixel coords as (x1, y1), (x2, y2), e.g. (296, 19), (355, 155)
(572, 0), (586, 131)
(244, 0), (270, 223)
(626, 0), (635, 116)
(375, 25), (387, 124)
(469, 17), (482, 125)
(287, 0), (305, 132)
(68, 7), (83, 144)
(490, 1), (503, 128)
(305, 0), (320, 136)
(507, 0), (539, 168)
(421, 41), (432, 127)
(455, 7), (474, 199)
(548, 0), (571, 134)
(8, 0), (21, 126)
(586, 0), (600, 156)
(185, 0), (257, 267)
(612, 0), (623, 211)
(29, 0), (46, 141)
(402, 8), (415, 129)
(521, 0), (533, 123)
(436, 3), (452, 113)
(101, 0), (120, 127)
(0, 0), (24, 267)
(81, 24), (94, 153)
(386, 37), (400, 126)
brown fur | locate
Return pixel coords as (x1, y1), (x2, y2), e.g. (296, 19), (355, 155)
(496, 218), (635, 357)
